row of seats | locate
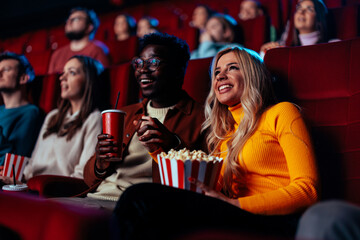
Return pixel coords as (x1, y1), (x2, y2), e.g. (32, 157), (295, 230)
(1, 36), (359, 240)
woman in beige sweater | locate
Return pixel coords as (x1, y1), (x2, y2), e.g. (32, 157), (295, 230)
(22, 55), (104, 180)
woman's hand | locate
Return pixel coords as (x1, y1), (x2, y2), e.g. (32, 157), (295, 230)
(189, 177), (241, 208)
(134, 116), (180, 153)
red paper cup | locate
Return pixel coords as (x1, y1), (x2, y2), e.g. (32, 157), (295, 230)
(2, 184), (28, 193)
(101, 109), (126, 158)
(157, 155), (223, 194)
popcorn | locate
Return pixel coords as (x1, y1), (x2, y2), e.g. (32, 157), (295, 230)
(157, 148), (223, 193)
(159, 148), (217, 162)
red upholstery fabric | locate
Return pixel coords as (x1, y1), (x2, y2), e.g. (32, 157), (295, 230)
(328, 5), (359, 40)
(27, 175), (89, 198)
(108, 61), (139, 108)
(48, 25), (69, 51)
(183, 57), (212, 104)
(238, 15), (270, 52)
(38, 73), (60, 113)
(264, 38), (360, 205)
(24, 29), (50, 53)
(25, 50), (52, 76)
(2, 33), (30, 54)
(106, 36), (139, 65)
(0, 192), (111, 240)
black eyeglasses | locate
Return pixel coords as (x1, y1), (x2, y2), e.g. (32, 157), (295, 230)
(131, 57), (164, 71)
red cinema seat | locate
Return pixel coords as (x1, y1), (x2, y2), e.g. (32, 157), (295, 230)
(106, 36), (139, 65)
(48, 25), (69, 51)
(24, 29), (50, 53)
(264, 38), (360, 205)
(25, 50), (52, 76)
(183, 57), (212, 104)
(328, 5), (360, 40)
(108, 62), (139, 108)
(38, 73), (60, 113)
(2, 33), (30, 54)
(238, 15), (270, 52)
(0, 191), (111, 240)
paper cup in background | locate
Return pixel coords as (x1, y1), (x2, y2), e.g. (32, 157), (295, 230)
(157, 155), (223, 193)
(101, 109), (126, 158)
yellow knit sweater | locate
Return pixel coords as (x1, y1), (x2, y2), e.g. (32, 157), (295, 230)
(219, 102), (319, 215)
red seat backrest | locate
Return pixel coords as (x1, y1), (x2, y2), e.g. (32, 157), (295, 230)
(264, 38), (360, 205)
(106, 36), (139, 65)
(38, 73), (60, 113)
(237, 15), (270, 52)
(25, 50), (52, 76)
(183, 57), (212, 104)
(24, 29), (50, 53)
(108, 62), (139, 108)
(328, 5), (359, 40)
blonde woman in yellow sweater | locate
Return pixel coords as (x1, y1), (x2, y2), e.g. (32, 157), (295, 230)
(112, 46), (319, 239)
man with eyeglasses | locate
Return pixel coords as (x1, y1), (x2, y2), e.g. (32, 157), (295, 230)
(55, 32), (206, 210)
(0, 52), (43, 170)
(47, 7), (110, 74)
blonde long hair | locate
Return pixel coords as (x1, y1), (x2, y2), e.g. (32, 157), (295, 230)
(202, 47), (276, 197)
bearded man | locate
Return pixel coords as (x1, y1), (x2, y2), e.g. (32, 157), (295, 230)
(47, 7), (110, 74)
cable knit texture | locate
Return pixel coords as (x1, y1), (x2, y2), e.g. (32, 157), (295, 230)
(218, 102), (319, 215)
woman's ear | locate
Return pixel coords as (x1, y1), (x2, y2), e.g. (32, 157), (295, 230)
(19, 74), (30, 85)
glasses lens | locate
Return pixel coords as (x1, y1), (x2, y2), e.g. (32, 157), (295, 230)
(132, 58), (143, 69)
(148, 58), (160, 71)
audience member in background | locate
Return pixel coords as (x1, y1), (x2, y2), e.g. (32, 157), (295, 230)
(238, 0), (277, 42)
(238, 0), (264, 21)
(296, 200), (360, 240)
(260, 0), (332, 56)
(48, 7), (110, 74)
(113, 13), (136, 41)
(190, 4), (215, 34)
(112, 46), (319, 239)
(0, 52), (43, 168)
(54, 33), (206, 210)
(191, 13), (242, 59)
(20, 56), (103, 180)
(136, 16), (159, 38)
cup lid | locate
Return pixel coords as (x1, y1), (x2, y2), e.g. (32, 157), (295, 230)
(101, 109), (126, 114)
(2, 184), (28, 191)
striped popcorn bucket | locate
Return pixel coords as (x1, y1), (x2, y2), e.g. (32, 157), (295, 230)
(157, 155), (223, 193)
(2, 153), (30, 181)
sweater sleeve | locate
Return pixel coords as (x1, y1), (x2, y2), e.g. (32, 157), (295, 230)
(238, 102), (319, 215)
(70, 111), (102, 178)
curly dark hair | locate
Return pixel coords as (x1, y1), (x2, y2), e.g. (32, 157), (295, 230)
(139, 32), (190, 79)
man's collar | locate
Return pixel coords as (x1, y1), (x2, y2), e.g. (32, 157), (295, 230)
(137, 90), (193, 116)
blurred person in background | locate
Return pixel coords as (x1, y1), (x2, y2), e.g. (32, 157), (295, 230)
(260, 0), (333, 57)
(238, 0), (264, 21)
(0, 52), (43, 169)
(113, 13), (136, 41)
(48, 7), (110, 74)
(191, 13), (242, 59)
(136, 16), (159, 38)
